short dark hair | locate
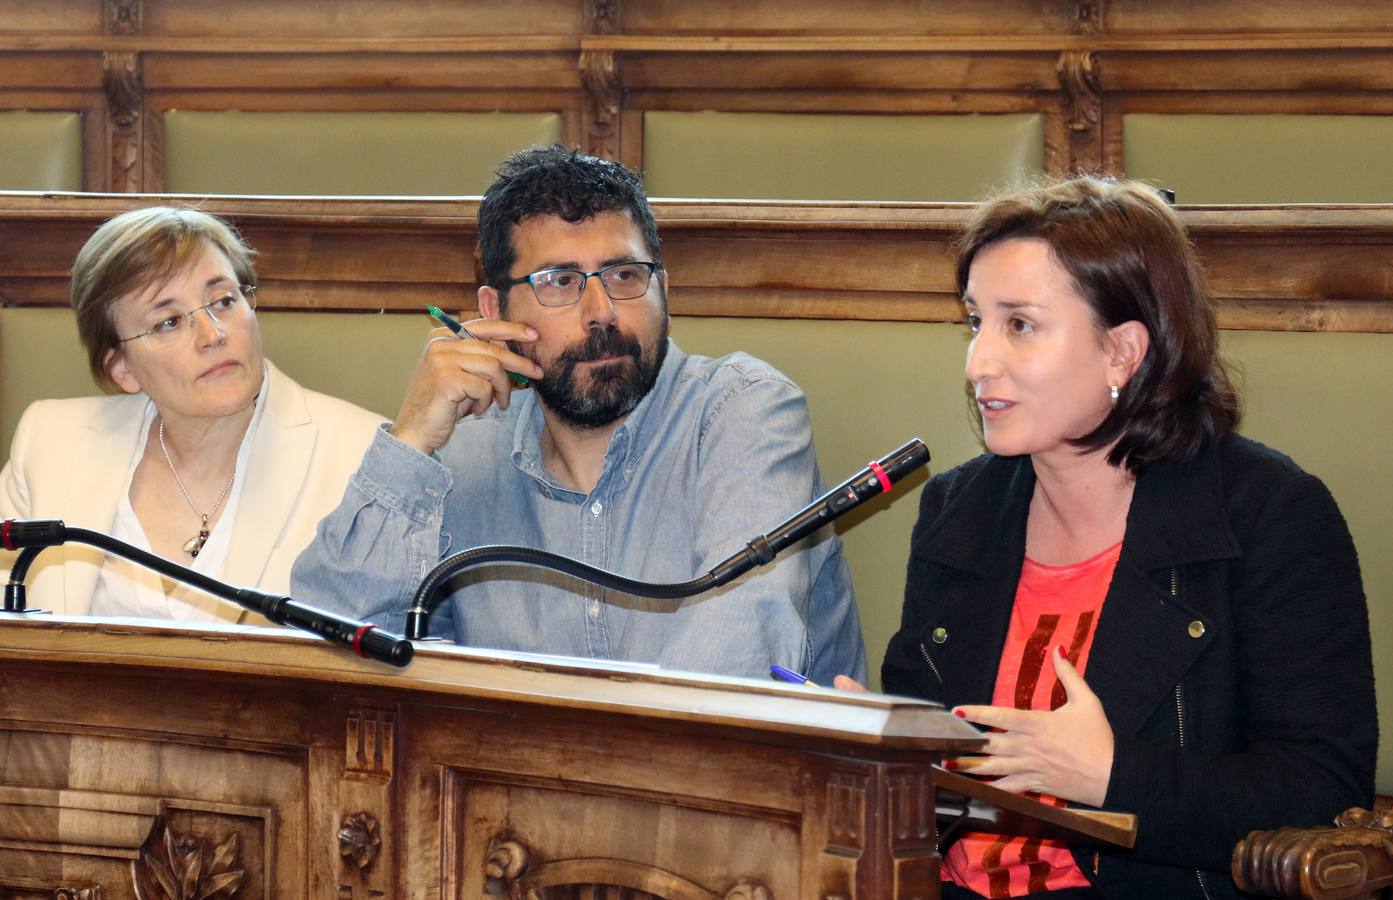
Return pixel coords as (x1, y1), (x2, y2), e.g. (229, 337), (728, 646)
(477, 144), (662, 304)
(956, 175), (1239, 473)
(72, 206), (258, 393)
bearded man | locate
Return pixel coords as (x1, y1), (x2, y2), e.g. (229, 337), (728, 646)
(292, 145), (865, 683)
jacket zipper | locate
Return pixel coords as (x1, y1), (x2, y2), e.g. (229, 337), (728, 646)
(918, 641), (945, 689)
(1167, 567), (1215, 900)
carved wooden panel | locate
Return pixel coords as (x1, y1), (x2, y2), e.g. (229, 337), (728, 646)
(1057, 49), (1103, 172)
(444, 770), (798, 899)
(0, 877), (103, 899)
(133, 823), (244, 899)
(104, 0), (141, 36)
(580, 48), (621, 160)
(336, 705), (396, 899)
(344, 708), (395, 782)
(102, 49), (144, 192)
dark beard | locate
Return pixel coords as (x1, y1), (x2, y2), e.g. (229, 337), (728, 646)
(516, 321), (669, 430)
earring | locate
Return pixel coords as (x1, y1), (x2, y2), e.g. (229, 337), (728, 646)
(1110, 384), (1120, 404)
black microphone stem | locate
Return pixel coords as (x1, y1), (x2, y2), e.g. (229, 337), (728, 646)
(404, 438), (930, 640)
(1, 521), (412, 667)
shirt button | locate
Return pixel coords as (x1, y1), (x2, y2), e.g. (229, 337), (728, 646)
(590, 501), (603, 516)
(588, 600), (600, 618)
(1188, 620), (1206, 638)
(931, 627), (949, 644)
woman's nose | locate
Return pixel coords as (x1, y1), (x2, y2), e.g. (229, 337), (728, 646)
(192, 305), (227, 347)
(964, 332), (995, 385)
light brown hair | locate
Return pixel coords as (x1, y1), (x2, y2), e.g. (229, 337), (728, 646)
(71, 206), (257, 392)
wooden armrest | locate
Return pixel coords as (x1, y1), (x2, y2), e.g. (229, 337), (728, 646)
(1232, 806), (1393, 899)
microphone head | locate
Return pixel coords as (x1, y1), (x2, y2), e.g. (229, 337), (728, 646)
(877, 439), (931, 485)
(1, 519), (66, 551)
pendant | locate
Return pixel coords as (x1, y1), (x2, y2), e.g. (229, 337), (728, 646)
(183, 528), (210, 558)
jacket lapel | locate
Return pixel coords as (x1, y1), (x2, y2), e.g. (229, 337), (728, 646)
(221, 363), (314, 619)
(1079, 444), (1241, 740)
(59, 396), (149, 614)
(913, 455), (1035, 707)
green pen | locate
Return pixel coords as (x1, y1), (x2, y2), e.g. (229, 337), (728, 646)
(426, 305), (530, 386)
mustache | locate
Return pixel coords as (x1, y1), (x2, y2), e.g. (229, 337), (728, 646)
(556, 326), (643, 367)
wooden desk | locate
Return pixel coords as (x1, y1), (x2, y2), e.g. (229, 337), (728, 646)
(0, 616), (973, 898)
(0, 617), (1134, 898)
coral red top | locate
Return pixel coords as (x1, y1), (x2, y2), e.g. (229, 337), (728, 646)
(943, 541), (1122, 898)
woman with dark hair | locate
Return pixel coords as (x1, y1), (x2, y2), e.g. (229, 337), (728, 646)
(0, 206), (383, 620)
(871, 177), (1376, 899)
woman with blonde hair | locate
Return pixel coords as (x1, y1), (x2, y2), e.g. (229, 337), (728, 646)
(0, 206), (382, 621)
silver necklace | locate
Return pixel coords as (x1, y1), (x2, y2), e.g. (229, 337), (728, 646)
(158, 419), (236, 558)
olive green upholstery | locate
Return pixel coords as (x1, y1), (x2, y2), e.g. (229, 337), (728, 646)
(163, 111), (562, 195)
(0, 111), (82, 191)
(642, 111), (1044, 201)
(1124, 114), (1393, 203)
(2, 307), (1389, 791)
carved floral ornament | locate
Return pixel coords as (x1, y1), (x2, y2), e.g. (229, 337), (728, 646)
(338, 811), (382, 869)
(586, 0), (619, 34)
(105, 0), (141, 35)
(133, 825), (244, 900)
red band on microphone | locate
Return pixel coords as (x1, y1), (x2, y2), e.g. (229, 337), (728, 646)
(352, 625), (374, 658)
(867, 460), (892, 494)
(1, 520), (12, 551)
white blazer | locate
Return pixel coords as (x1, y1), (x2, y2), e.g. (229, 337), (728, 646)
(0, 361), (384, 620)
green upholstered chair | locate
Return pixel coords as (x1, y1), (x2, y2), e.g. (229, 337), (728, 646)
(1124, 113), (1393, 203)
(163, 111), (562, 195)
(0, 111), (82, 191)
(643, 111), (1044, 201)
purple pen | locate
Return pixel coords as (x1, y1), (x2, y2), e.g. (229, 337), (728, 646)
(769, 663), (817, 686)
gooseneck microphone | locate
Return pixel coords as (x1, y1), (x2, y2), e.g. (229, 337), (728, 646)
(403, 438), (930, 640)
(1, 520), (413, 668)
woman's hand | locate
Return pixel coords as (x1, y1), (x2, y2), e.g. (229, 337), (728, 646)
(951, 646), (1114, 807)
(390, 321), (546, 455)
(833, 675), (868, 692)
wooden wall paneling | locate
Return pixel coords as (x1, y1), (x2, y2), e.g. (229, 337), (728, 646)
(617, 0), (1082, 36)
(4, 194), (1393, 333)
(1100, 0), (1393, 34)
(138, 0), (582, 38)
(140, 47), (582, 94)
(609, 46), (1062, 95)
(1101, 48), (1393, 93)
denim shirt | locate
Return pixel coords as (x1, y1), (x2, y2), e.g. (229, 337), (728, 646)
(291, 341), (866, 683)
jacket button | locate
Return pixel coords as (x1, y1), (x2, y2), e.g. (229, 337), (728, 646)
(931, 627), (949, 644)
(1188, 620), (1206, 638)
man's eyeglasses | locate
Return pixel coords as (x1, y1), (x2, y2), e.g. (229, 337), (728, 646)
(503, 261), (658, 308)
(117, 285), (257, 347)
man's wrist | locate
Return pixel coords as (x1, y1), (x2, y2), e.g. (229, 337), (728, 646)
(389, 422), (437, 455)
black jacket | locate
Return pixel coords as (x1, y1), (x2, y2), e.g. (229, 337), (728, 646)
(882, 435), (1377, 899)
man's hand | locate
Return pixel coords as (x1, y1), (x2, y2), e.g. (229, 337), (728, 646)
(950, 646), (1115, 807)
(390, 321), (545, 455)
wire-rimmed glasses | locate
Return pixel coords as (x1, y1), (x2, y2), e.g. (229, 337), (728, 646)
(116, 284), (257, 347)
(503, 262), (658, 307)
